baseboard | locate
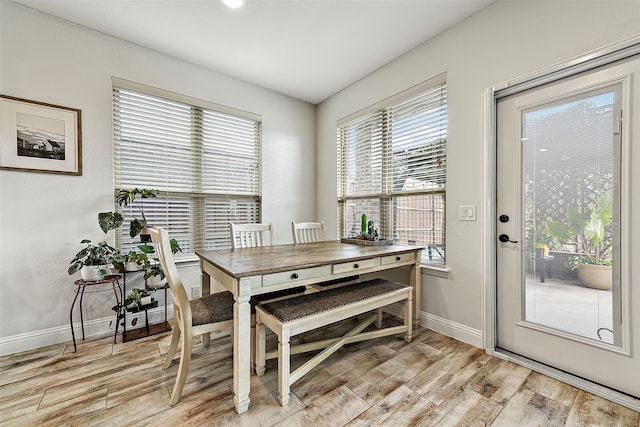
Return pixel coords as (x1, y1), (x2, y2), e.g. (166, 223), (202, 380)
(2, 305), (483, 356)
(383, 303), (483, 349)
(0, 305), (174, 356)
(421, 312), (484, 349)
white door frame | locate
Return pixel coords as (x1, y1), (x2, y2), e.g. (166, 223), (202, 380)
(482, 35), (640, 411)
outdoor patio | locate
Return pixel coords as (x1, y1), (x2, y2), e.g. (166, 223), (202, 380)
(525, 274), (613, 344)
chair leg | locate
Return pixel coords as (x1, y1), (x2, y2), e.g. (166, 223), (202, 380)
(278, 328), (291, 406)
(251, 314), (257, 372)
(255, 315), (266, 376)
(169, 332), (192, 406)
(163, 326), (181, 369)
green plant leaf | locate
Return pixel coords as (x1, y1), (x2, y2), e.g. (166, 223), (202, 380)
(98, 212), (124, 233)
(130, 219), (143, 238)
(138, 244), (155, 254)
(139, 189), (159, 199)
(170, 238), (182, 254)
(68, 261), (83, 275)
(116, 189), (137, 207)
(584, 213), (603, 247)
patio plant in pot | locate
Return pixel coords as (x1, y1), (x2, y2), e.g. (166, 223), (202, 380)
(68, 239), (120, 281)
(547, 190), (613, 289)
(99, 188), (160, 242)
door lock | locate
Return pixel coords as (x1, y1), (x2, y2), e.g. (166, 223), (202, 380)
(498, 234), (518, 243)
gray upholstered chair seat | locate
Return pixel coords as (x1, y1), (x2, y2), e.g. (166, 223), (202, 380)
(190, 292), (235, 326)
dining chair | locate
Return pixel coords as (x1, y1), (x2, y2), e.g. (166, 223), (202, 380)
(291, 221), (326, 244)
(291, 220), (359, 291)
(230, 222), (273, 248)
(149, 226), (234, 406)
(229, 222), (306, 369)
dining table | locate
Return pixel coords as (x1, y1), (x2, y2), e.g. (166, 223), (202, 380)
(195, 240), (422, 414)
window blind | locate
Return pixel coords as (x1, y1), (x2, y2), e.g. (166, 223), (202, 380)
(113, 85), (262, 257)
(338, 80), (447, 264)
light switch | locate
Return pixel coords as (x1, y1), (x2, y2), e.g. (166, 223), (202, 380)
(459, 205), (476, 221)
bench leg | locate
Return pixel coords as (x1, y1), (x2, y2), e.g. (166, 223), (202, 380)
(255, 315), (266, 376)
(405, 294), (413, 343)
(278, 328), (291, 406)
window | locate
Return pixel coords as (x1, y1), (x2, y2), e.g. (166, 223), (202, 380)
(337, 76), (447, 264)
(112, 80), (262, 257)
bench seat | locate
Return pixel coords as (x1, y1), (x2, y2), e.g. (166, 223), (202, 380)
(255, 278), (412, 406)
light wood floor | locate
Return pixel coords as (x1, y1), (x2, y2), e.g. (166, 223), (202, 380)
(1, 315), (638, 427)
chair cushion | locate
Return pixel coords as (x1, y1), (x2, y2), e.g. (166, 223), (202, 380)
(258, 278), (410, 323)
(190, 291), (234, 326)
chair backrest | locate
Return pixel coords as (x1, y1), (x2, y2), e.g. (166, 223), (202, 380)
(230, 222), (273, 248)
(149, 227), (191, 327)
(291, 221), (326, 244)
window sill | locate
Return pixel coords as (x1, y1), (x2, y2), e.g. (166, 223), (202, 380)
(420, 264), (450, 279)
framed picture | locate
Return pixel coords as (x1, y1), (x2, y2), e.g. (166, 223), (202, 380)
(0, 95), (82, 175)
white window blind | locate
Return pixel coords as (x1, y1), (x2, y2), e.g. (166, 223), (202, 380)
(338, 79), (447, 264)
(113, 85), (262, 257)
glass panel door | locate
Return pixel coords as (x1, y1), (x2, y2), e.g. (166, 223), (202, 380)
(522, 87), (620, 346)
(496, 54), (639, 401)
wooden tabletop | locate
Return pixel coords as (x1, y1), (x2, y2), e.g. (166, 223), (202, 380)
(196, 241), (422, 278)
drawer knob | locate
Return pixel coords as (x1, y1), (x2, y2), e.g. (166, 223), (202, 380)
(396, 256), (401, 261)
(354, 263), (360, 269)
(291, 273), (299, 279)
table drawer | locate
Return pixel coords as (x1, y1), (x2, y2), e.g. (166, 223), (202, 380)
(381, 253), (414, 266)
(332, 258), (377, 274)
(263, 266), (323, 287)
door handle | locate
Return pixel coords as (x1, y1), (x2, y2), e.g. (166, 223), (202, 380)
(499, 234), (518, 243)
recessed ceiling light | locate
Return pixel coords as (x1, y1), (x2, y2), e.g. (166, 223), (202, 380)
(222, 0), (245, 8)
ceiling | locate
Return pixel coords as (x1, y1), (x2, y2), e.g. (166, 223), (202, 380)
(13, 0), (493, 104)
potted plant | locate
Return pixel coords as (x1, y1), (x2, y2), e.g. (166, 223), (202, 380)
(125, 287), (152, 309)
(547, 191), (613, 289)
(142, 240), (182, 288)
(124, 249), (149, 272)
(99, 188), (159, 242)
(68, 239), (119, 281)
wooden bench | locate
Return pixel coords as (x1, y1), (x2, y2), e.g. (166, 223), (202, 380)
(255, 278), (413, 406)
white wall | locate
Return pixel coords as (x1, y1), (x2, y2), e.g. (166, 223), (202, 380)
(316, 0), (640, 346)
(0, 1), (316, 354)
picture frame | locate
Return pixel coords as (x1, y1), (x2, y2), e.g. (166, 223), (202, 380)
(0, 95), (82, 175)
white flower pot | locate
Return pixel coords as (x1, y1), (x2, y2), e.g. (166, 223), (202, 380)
(81, 265), (105, 281)
(147, 275), (162, 288)
(140, 296), (152, 306)
(126, 262), (141, 272)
